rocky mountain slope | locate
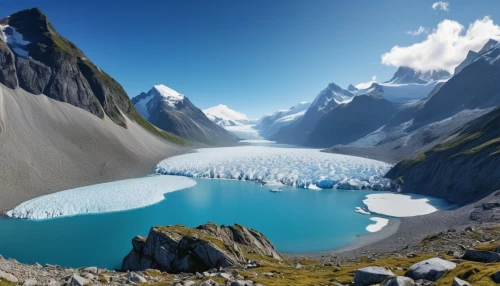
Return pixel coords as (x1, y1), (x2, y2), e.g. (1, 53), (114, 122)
(386, 106), (500, 204)
(133, 85), (238, 146)
(0, 8), (176, 137)
(122, 223), (282, 273)
(270, 83), (353, 145)
(454, 39), (498, 75)
(0, 8), (187, 212)
(306, 92), (397, 148)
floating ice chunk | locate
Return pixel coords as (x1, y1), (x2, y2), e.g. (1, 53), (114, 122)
(5, 175), (196, 220)
(363, 193), (450, 217)
(156, 146), (392, 190)
(354, 207), (371, 215)
(366, 217), (389, 232)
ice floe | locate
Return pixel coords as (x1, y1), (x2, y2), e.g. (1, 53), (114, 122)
(155, 146), (392, 190)
(366, 217), (389, 232)
(5, 175), (196, 220)
(363, 193), (450, 217)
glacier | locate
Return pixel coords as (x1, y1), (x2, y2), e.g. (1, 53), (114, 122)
(5, 175), (196, 220)
(155, 146), (392, 190)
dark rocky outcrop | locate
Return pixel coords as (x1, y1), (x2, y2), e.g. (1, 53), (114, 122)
(462, 249), (500, 263)
(353, 267), (394, 286)
(122, 223), (282, 273)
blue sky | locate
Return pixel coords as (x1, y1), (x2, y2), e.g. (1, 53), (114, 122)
(2, 1), (500, 118)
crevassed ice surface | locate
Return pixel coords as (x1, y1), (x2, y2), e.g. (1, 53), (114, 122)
(5, 175), (196, 220)
(156, 146), (392, 190)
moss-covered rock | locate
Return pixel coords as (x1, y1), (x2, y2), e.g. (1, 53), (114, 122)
(121, 223), (283, 273)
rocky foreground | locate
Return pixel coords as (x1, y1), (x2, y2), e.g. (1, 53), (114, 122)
(1, 223), (500, 285)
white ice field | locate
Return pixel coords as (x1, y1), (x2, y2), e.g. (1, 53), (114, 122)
(5, 175), (197, 220)
(155, 146), (392, 190)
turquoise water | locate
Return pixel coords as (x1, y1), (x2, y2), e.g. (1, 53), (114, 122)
(0, 178), (384, 270)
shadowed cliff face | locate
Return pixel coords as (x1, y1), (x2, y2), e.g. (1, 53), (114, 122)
(386, 107), (500, 204)
(0, 8), (183, 144)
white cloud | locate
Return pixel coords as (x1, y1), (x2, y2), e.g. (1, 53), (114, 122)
(381, 16), (500, 73)
(355, 75), (377, 89)
(406, 26), (429, 36)
(432, 1), (449, 11)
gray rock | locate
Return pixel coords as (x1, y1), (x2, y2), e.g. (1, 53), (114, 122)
(406, 258), (456, 281)
(82, 266), (98, 273)
(0, 270), (18, 283)
(294, 263), (303, 269)
(15, 57), (52, 95)
(183, 281), (196, 286)
(68, 274), (89, 286)
(494, 270), (500, 283)
(47, 280), (61, 286)
(354, 266), (395, 286)
(22, 278), (38, 286)
(381, 276), (415, 286)
(0, 40), (18, 89)
(452, 277), (471, 286)
(199, 279), (220, 286)
(462, 249), (500, 262)
(128, 272), (147, 283)
(122, 223), (282, 273)
(218, 272), (232, 279)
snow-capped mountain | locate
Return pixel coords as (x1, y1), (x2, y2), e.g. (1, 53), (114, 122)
(454, 39), (498, 75)
(353, 67), (450, 103)
(203, 104), (251, 126)
(384, 66), (450, 85)
(305, 92), (397, 148)
(270, 83), (354, 144)
(132, 85), (238, 145)
(256, 102), (311, 136)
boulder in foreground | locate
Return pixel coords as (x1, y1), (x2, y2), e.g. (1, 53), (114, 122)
(354, 266), (394, 285)
(122, 222), (282, 273)
(405, 257), (456, 281)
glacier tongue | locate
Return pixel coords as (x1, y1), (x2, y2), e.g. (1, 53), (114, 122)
(156, 146), (392, 190)
(5, 175), (197, 220)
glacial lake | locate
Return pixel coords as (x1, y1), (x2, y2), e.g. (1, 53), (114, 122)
(0, 178), (389, 270)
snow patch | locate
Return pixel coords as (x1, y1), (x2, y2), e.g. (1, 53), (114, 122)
(363, 193), (450, 217)
(366, 217), (389, 232)
(154, 84), (184, 108)
(155, 146), (392, 190)
(5, 175), (197, 220)
(0, 25), (30, 58)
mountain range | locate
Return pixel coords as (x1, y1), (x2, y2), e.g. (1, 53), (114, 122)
(1, 7), (500, 207)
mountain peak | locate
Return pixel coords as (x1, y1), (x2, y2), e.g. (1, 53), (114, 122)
(203, 104), (248, 123)
(385, 66), (450, 85)
(153, 84), (184, 100)
(347, 84), (358, 92)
